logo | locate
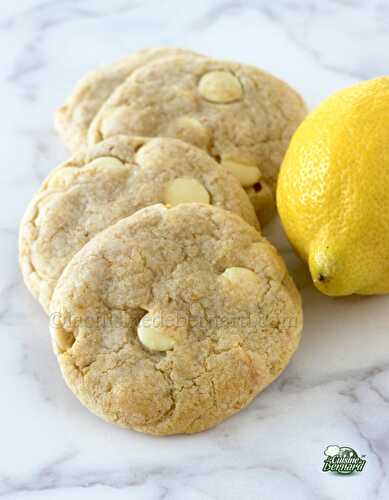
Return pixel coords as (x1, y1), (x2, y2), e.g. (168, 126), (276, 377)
(322, 445), (366, 474)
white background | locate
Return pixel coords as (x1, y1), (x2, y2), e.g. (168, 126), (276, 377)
(1, 1), (389, 499)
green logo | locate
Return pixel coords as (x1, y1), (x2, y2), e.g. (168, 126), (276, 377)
(322, 445), (366, 474)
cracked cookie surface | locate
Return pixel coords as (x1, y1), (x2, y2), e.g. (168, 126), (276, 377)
(55, 48), (203, 152)
(50, 204), (302, 435)
(19, 136), (259, 312)
(88, 55), (307, 225)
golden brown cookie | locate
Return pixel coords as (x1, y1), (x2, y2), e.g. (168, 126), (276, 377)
(88, 55), (307, 224)
(50, 203), (302, 435)
(55, 48), (203, 152)
(19, 136), (259, 312)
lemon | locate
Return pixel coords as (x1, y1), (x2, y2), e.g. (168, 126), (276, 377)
(277, 77), (389, 296)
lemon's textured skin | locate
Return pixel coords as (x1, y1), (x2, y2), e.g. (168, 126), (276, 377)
(277, 77), (389, 296)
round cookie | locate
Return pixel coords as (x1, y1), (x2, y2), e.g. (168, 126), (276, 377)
(55, 48), (204, 152)
(50, 203), (302, 435)
(19, 136), (259, 313)
(87, 55), (308, 224)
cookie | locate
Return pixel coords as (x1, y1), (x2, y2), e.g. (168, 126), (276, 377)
(19, 136), (259, 312)
(87, 55), (308, 224)
(55, 48), (203, 152)
(50, 203), (302, 435)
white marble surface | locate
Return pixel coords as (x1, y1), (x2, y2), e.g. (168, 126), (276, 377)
(1, 1), (389, 498)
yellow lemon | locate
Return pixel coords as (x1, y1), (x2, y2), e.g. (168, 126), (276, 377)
(277, 77), (389, 296)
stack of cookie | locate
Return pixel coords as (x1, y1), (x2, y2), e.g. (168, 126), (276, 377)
(19, 48), (306, 435)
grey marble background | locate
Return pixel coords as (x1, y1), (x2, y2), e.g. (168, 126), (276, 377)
(1, 1), (388, 499)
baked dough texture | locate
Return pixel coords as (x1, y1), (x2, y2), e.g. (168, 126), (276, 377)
(55, 48), (203, 152)
(19, 136), (259, 312)
(50, 204), (302, 435)
(87, 55), (307, 224)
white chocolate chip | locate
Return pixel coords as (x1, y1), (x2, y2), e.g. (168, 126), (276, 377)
(54, 326), (75, 352)
(222, 158), (261, 187)
(47, 168), (79, 190)
(169, 116), (210, 149)
(222, 267), (261, 291)
(164, 177), (210, 207)
(137, 313), (177, 351)
(99, 106), (131, 139)
(47, 157), (124, 191)
(86, 156), (124, 170)
(198, 71), (242, 103)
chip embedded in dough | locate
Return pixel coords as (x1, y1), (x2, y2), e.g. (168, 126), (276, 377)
(19, 136), (259, 312)
(50, 204), (302, 435)
(87, 54), (307, 224)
